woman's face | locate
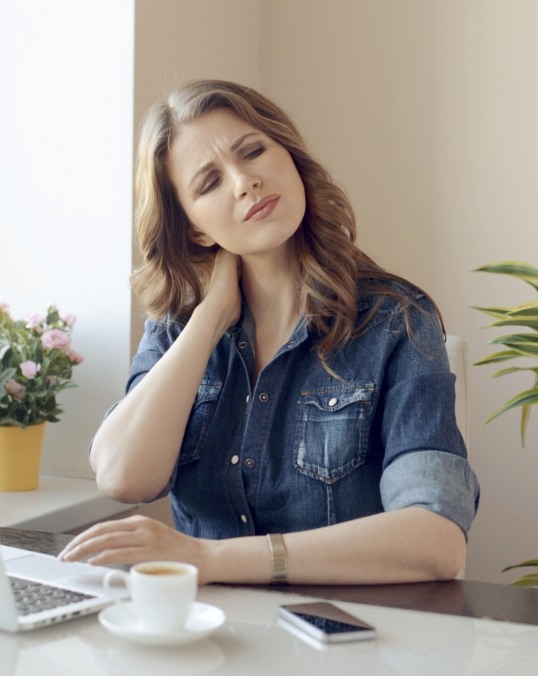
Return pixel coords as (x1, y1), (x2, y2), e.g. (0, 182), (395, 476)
(167, 108), (306, 258)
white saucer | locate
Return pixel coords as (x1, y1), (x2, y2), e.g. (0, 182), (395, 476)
(98, 601), (226, 646)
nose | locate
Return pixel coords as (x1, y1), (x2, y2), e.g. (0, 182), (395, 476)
(232, 167), (261, 198)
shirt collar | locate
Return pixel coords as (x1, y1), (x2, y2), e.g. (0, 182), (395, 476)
(225, 298), (309, 349)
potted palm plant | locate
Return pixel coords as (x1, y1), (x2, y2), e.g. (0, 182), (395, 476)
(473, 260), (538, 586)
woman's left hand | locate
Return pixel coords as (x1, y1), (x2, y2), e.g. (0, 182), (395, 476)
(58, 515), (214, 584)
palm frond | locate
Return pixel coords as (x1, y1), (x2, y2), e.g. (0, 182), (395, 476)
(474, 350), (523, 366)
(473, 261), (538, 291)
(485, 388), (538, 429)
(502, 559), (538, 572)
(512, 574), (538, 587)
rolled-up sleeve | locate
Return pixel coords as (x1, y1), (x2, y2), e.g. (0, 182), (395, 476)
(380, 450), (480, 537)
(378, 302), (480, 537)
(126, 319), (176, 393)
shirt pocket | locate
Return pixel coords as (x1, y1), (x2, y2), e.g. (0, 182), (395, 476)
(179, 380), (222, 465)
(294, 383), (375, 484)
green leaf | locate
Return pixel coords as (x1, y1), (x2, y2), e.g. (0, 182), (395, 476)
(512, 575), (538, 587)
(506, 300), (538, 314)
(46, 307), (60, 324)
(506, 564), (538, 586)
(474, 350), (523, 366)
(502, 559), (538, 572)
(490, 332), (538, 344)
(0, 341), (13, 361)
(513, 407), (531, 446)
(472, 304), (538, 327)
(471, 305), (513, 319)
(474, 261), (538, 277)
(492, 366), (538, 377)
(0, 418), (28, 428)
(488, 334), (538, 358)
(486, 388), (538, 425)
(473, 302), (538, 325)
(473, 261), (538, 291)
(488, 317), (538, 331)
(506, 302), (538, 316)
(521, 374), (538, 445)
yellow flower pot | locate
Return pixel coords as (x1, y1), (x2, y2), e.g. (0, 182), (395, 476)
(0, 422), (46, 491)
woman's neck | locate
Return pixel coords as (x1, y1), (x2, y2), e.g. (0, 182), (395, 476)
(240, 251), (301, 377)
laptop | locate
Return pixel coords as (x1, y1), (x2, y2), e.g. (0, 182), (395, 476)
(0, 544), (127, 632)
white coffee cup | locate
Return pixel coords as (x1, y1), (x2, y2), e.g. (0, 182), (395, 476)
(103, 561), (198, 633)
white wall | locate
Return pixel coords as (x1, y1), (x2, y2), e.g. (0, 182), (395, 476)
(0, 0), (135, 477)
(260, 0), (538, 584)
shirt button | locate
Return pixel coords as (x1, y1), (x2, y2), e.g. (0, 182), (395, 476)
(238, 340), (248, 349)
(231, 455), (240, 465)
(259, 393), (269, 403)
(246, 395), (250, 404)
(240, 514), (248, 523)
(328, 397), (338, 407)
(245, 458), (255, 468)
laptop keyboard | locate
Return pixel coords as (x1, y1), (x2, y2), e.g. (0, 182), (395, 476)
(9, 576), (96, 616)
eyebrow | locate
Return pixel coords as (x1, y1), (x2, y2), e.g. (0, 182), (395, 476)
(188, 132), (262, 187)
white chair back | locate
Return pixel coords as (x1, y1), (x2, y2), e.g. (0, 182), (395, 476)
(445, 335), (469, 579)
(445, 335), (469, 448)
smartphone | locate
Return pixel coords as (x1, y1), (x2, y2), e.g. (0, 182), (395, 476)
(277, 601), (376, 644)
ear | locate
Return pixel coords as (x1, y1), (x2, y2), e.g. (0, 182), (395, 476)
(188, 225), (216, 248)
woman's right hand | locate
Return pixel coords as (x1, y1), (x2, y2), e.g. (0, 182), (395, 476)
(58, 516), (218, 585)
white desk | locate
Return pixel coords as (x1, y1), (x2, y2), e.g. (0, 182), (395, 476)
(2, 584), (538, 675)
(0, 476), (133, 532)
(2, 529), (538, 675)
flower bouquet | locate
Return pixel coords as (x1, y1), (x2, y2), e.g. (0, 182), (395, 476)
(0, 304), (83, 429)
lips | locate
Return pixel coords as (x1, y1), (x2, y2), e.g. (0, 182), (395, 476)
(243, 195), (280, 221)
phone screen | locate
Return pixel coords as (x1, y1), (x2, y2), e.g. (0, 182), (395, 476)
(278, 602), (376, 644)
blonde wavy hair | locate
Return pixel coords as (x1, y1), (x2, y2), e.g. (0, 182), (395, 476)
(132, 79), (433, 363)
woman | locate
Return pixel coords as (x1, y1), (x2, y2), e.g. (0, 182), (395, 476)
(59, 80), (479, 585)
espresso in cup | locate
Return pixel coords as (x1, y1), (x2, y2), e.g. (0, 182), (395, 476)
(103, 561), (198, 633)
(136, 564), (189, 576)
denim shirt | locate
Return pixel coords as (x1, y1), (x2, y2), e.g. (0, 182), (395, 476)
(126, 285), (479, 540)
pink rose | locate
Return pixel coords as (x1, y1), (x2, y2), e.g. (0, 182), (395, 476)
(19, 361), (41, 379)
(68, 350), (84, 365)
(41, 329), (71, 351)
(5, 380), (26, 401)
(61, 313), (76, 327)
(24, 313), (46, 330)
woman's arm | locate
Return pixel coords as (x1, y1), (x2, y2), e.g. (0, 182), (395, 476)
(90, 250), (241, 504)
(58, 507), (465, 585)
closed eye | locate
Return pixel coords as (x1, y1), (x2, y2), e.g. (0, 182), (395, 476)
(241, 144), (265, 161)
(198, 173), (221, 195)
